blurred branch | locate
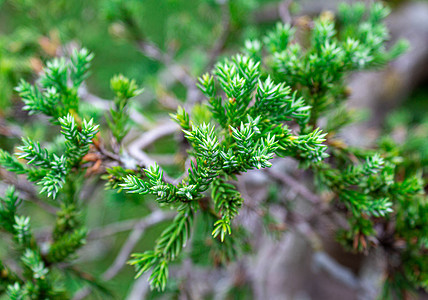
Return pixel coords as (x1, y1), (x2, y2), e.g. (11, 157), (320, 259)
(312, 251), (360, 289)
(127, 121), (179, 183)
(137, 40), (169, 63)
(102, 210), (174, 280)
(206, 2), (231, 70)
(0, 118), (23, 138)
(265, 168), (321, 205)
(252, 0), (334, 24)
(88, 210), (175, 241)
(117, 4), (197, 98)
(128, 120), (178, 151)
(252, 1), (283, 24)
(135, 41), (201, 104)
(0, 169), (58, 214)
(79, 85), (152, 128)
(278, 0), (293, 24)
(286, 209), (323, 250)
(173, 156), (192, 185)
(126, 273), (150, 300)
(73, 210), (174, 300)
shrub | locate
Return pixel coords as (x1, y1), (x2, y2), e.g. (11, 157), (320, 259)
(0, 2), (425, 299)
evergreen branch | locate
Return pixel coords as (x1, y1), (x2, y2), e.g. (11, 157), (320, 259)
(15, 80), (57, 117)
(21, 249), (49, 281)
(46, 228), (87, 263)
(122, 165), (178, 203)
(342, 191), (393, 218)
(343, 154), (385, 185)
(70, 48), (94, 88)
(1, 2), (422, 297)
(121, 175), (149, 194)
(6, 283), (25, 300)
(0, 149), (27, 174)
(52, 204), (81, 240)
(59, 113), (99, 166)
(0, 186), (21, 233)
(13, 216), (31, 247)
(17, 138), (51, 168)
(59, 114), (79, 144)
(211, 177), (242, 241)
(264, 22), (295, 54)
(37, 155), (68, 199)
(278, 128), (328, 162)
(40, 58), (68, 93)
(130, 204), (194, 291)
(107, 74), (142, 145)
(170, 106), (192, 132)
(243, 39), (262, 62)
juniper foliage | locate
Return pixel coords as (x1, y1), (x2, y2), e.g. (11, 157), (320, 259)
(255, 3), (425, 297)
(121, 2), (426, 297)
(0, 50), (101, 298)
(107, 74), (143, 148)
(0, 2), (426, 299)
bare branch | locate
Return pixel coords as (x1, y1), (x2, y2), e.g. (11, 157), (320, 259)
(79, 84), (152, 128)
(88, 210), (175, 241)
(278, 1), (293, 24)
(265, 168), (321, 205)
(126, 273), (150, 300)
(0, 118), (23, 138)
(206, 2), (231, 70)
(72, 210), (175, 300)
(135, 41), (200, 102)
(128, 120), (178, 151)
(71, 286), (90, 300)
(102, 210), (174, 280)
(0, 170), (58, 214)
(312, 251), (361, 289)
(137, 41), (169, 63)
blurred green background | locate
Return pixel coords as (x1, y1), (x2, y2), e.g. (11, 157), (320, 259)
(1, 0), (428, 299)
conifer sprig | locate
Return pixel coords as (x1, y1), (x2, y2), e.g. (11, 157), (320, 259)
(107, 74), (143, 147)
(0, 1), (425, 298)
(15, 48), (94, 122)
(0, 49), (103, 298)
(70, 48), (94, 88)
(123, 2), (423, 294)
(130, 204), (194, 291)
(123, 112), (279, 285)
(12, 113), (99, 199)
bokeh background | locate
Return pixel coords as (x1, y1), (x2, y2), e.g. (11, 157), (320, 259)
(1, 0), (428, 299)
